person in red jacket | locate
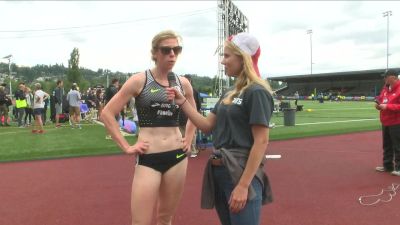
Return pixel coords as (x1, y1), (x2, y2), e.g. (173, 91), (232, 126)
(375, 69), (400, 176)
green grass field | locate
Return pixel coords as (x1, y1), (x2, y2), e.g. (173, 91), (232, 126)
(0, 122), (137, 162)
(269, 100), (380, 140)
(0, 100), (380, 162)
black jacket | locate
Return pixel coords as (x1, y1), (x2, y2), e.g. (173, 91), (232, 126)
(14, 89), (25, 100)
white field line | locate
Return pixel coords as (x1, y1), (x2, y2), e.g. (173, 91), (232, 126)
(0, 144), (119, 155)
(265, 154), (281, 159)
(93, 120), (136, 136)
(0, 120), (136, 136)
(275, 118), (379, 128)
(307, 107), (373, 111)
(0, 122), (100, 136)
(0, 131), (17, 135)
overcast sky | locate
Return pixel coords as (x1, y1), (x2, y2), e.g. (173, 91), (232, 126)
(0, 1), (399, 79)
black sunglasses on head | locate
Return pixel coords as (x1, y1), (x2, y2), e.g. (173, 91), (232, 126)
(158, 46), (182, 55)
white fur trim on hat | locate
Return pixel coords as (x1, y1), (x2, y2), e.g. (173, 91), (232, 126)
(230, 33), (260, 56)
(229, 32), (261, 77)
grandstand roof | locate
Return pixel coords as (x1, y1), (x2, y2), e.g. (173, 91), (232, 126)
(269, 68), (400, 82)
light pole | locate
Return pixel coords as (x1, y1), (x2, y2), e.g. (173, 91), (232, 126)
(106, 73), (109, 87)
(383, 11), (392, 70)
(2, 54), (12, 95)
(307, 29), (313, 75)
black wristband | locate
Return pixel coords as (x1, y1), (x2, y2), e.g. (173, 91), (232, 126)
(179, 99), (187, 106)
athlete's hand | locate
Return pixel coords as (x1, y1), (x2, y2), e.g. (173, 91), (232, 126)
(182, 136), (191, 153)
(124, 141), (149, 155)
(229, 184), (248, 213)
(165, 87), (186, 105)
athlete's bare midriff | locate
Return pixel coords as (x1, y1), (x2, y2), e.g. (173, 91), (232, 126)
(137, 127), (183, 153)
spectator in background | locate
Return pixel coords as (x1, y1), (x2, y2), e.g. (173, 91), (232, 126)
(104, 78), (119, 105)
(375, 69), (400, 176)
(318, 92), (324, 103)
(54, 80), (64, 128)
(14, 82), (27, 127)
(66, 83), (82, 129)
(294, 91), (299, 106)
(24, 87), (34, 126)
(86, 88), (96, 110)
(128, 97), (139, 133)
(104, 78), (120, 139)
(32, 83), (49, 134)
(42, 97), (49, 125)
(1, 83), (9, 95)
(0, 85), (11, 126)
(95, 88), (103, 120)
(84, 88), (97, 121)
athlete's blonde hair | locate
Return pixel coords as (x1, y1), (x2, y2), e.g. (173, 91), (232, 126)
(222, 40), (273, 105)
(151, 30), (182, 62)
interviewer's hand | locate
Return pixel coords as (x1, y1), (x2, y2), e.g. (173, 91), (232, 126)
(229, 184), (248, 213)
(165, 87), (186, 105)
(124, 141), (149, 155)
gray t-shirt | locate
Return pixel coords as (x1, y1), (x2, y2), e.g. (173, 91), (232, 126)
(54, 86), (64, 104)
(211, 84), (273, 149)
(66, 89), (81, 107)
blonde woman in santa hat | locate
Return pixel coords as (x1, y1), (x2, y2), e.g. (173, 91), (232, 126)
(167, 32), (274, 225)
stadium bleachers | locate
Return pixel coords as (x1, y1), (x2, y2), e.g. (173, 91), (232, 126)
(270, 68), (400, 99)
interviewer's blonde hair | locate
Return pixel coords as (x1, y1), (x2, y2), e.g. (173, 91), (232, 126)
(222, 40), (273, 105)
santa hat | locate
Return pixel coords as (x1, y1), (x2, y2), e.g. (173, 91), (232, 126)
(228, 33), (261, 77)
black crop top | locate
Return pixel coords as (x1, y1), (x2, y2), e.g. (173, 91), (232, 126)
(135, 69), (184, 127)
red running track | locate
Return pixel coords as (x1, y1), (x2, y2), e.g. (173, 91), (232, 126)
(1, 131), (399, 225)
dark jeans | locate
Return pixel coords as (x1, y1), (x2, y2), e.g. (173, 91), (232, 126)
(213, 166), (262, 225)
(16, 107), (25, 126)
(41, 107), (48, 125)
(382, 124), (400, 171)
(24, 108), (33, 124)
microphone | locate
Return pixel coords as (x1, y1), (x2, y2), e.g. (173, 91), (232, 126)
(167, 72), (176, 87)
(167, 72), (177, 107)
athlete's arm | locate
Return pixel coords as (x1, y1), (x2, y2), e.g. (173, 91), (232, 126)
(101, 73), (149, 154)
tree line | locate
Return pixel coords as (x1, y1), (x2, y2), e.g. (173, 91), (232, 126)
(1, 48), (281, 96)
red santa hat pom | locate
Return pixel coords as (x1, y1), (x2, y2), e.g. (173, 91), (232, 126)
(228, 33), (261, 77)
